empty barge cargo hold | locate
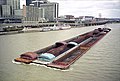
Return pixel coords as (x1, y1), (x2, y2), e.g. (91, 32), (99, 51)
(13, 27), (111, 70)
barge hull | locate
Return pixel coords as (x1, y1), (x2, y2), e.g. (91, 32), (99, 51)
(47, 30), (111, 70)
(13, 28), (111, 70)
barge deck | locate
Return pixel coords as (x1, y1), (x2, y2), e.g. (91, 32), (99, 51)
(13, 27), (111, 70)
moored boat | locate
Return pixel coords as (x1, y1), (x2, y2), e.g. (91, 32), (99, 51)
(21, 27), (42, 32)
(41, 27), (51, 32)
(41, 24), (71, 32)
(13, 27), (111, 70)
(59, 24), (71, 30)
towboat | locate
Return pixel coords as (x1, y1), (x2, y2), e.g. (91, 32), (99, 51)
(14, 27), (111, 70)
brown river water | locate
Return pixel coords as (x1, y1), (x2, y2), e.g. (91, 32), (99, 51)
(0, 23), (120, 81)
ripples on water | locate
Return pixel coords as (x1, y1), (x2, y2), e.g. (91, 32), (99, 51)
(0, 24), (120, 81)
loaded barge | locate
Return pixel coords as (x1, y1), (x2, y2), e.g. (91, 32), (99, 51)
(14, 27), (111, 70)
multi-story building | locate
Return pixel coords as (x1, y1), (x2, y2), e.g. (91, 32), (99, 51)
(0, 0), (7, 5)
(6, 0), (20, 15)
(1, 5), (12, 17)
(38, 8), (44, 18)
(0, 0), (26, 23)
(26, 0), (32, 6)
(31, 0), (48, 7)
(40, 2), (59, 21)
(0, 0), (7, 17)
(0, 0), (20, 17)
(14, 9), (23, 17)
(26, 0), (48, 7)
(38, 8), (46, 22)
(0, 6), (1, 17)
(0, 0), (59, 23)
(23, 5), (45, 23)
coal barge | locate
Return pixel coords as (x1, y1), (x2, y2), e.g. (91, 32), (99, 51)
(14, 27), (111, 70)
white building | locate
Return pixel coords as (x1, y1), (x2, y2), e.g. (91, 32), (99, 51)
(22, 5), (46, 23)
(80, 16), (94, 22)
(40, 2), (59, 21)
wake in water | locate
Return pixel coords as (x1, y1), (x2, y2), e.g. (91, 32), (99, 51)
(12, 60), (72, 71)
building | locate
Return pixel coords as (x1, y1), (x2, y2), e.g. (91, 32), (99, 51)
(64, 15), (75, 19)
(14, 9), (23, 17)
(79, 16), (95, 23)
(0, 0), (7, 5)
(0, 0), (7, 17)
(38, 8), (44, 18)
(0, 0), (59, 23)
(57, 15), (75, 23)
(0, 0), (24, 23)
(23, 5), (45, 23)
(26, 0), (32, 6)
(31, 0), (48, 7)
(23, 0), (59, 22)
(0, 0), (20, 16)
(23, 5), (39, 22)
(0, 6), (1, 17)
(38, 8), (46, 22)
(40, 2), (59, 21)
(1, 5), (12, 17)
(26, 0), (48, 7)
(6, 0), (20, 9)
(6, 0), (20, 15)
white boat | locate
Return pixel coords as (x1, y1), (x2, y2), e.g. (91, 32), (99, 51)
(21, 27), (42, 32)
(41, 23), (71, 32)
(59, 24), (71, 30)
(41, 27), (51, 32)
(50, 24), (71, 30)
(50, 25), (60, 31)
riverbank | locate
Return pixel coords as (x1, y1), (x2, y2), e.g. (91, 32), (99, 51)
(0, 24), (102, 36)
(0, 22), (119, 36)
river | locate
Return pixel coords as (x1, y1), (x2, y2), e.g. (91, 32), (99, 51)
(0, 23), (120, 81)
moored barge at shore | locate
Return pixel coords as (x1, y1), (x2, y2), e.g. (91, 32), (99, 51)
(14, 27), (111, 70)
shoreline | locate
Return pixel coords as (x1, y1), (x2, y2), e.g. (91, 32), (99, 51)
(0, 23), (119, 36)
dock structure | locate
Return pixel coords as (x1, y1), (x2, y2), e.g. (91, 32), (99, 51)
(0, 20), (108, 35)
(0, 22), (57, 28)
(0, 20), (107, 28)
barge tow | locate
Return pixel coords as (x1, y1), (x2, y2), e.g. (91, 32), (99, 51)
(13, 27), (111, 70)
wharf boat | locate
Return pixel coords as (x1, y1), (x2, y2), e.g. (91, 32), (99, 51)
(13, 27), (111, 70)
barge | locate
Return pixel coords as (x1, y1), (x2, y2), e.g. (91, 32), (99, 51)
(14, 27), (111, 70)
